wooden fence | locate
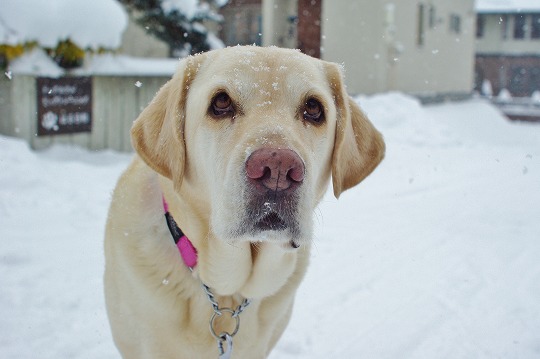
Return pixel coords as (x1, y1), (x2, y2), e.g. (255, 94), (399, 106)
(0, 74), (169, 152)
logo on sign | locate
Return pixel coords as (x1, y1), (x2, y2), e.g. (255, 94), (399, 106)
(41, 111), (59, 132)
(37, 77), (92, 136)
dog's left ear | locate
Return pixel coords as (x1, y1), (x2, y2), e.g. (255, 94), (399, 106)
(131, 55), (203, 188)
(324, 62), (385, 198)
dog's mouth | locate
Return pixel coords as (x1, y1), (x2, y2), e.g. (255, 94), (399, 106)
(255, 211), (288, 231)
(221, 186), (304, 248)
(252, 207), (301, 249)
(244, 196), (301, 239)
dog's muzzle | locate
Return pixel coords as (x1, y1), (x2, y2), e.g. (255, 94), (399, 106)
(243, 148), (305, 240)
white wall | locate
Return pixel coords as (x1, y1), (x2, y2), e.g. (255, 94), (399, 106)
(321, 1), (387, 93)
(120, 14), (169, 58)
(321, 0), (476, 95)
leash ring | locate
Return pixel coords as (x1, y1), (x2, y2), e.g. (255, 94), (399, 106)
(209, 308), (240, 340)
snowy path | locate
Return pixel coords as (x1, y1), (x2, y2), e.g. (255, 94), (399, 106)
(1, 94), (539, 358)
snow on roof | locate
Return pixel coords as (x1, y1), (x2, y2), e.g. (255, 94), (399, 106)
(161, 0), (229, 19)
(162, 0), (198, 19)
(476, 0), (540, 13)
(0, 0), (127, 48)
(73, 54), (180, 76)
(8, 49), (64, 77)
(8, 50), (180, 77)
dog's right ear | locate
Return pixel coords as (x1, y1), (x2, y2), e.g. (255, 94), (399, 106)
(131, 55), (202, 188)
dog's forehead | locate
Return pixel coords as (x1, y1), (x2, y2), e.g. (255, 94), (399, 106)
(194, 47), (328, 97)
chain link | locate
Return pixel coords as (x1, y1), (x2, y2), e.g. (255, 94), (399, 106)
(200, 280), (252, 358)
(233, 298), (252, 318)
(201, 282), (252, 319)
(202, 283), (222, 315)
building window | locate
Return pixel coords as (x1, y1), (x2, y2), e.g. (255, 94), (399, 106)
(532, 15), (540, 39)
(500, 15), (509, 40)
(450, 14), (461, 34)
(476, 14), (485, 38)
(513, 14), (527, 39)
(417, 3), (425, 46)
(429, 6), (436, 29)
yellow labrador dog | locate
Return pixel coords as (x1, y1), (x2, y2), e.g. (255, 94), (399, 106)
(104, 46), (384, 358)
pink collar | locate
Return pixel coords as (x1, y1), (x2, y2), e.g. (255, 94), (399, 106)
(162, 196), (198, 268)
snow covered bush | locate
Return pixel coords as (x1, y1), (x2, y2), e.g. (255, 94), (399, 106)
(0, 44), (24, 69)
(117, 0), (226, 56)
(52, 38), (85, 69)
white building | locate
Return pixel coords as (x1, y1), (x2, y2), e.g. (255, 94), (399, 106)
(260, 0), (476, 98)
(475, 0), (540, 97)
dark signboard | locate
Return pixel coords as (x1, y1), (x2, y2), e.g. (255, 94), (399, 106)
(37, 77), (92, 136)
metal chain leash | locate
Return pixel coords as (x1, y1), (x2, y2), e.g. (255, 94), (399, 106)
(164, 199), (252, 358)
(200, 281), (252, 358)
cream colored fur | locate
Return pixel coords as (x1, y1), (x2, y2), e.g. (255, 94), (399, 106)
(104, 46), (384, 358)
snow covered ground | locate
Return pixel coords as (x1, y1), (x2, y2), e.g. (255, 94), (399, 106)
(1, 93), (539, 358)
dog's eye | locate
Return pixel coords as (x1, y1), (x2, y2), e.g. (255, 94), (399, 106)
(211, 92), (234, 117)
(303, 98), (324, 124)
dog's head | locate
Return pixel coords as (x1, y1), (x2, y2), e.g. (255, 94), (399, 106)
(131, 46), (384, 249)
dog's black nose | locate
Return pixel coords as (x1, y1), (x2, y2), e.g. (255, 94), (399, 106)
(245, 148), (305, 192)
